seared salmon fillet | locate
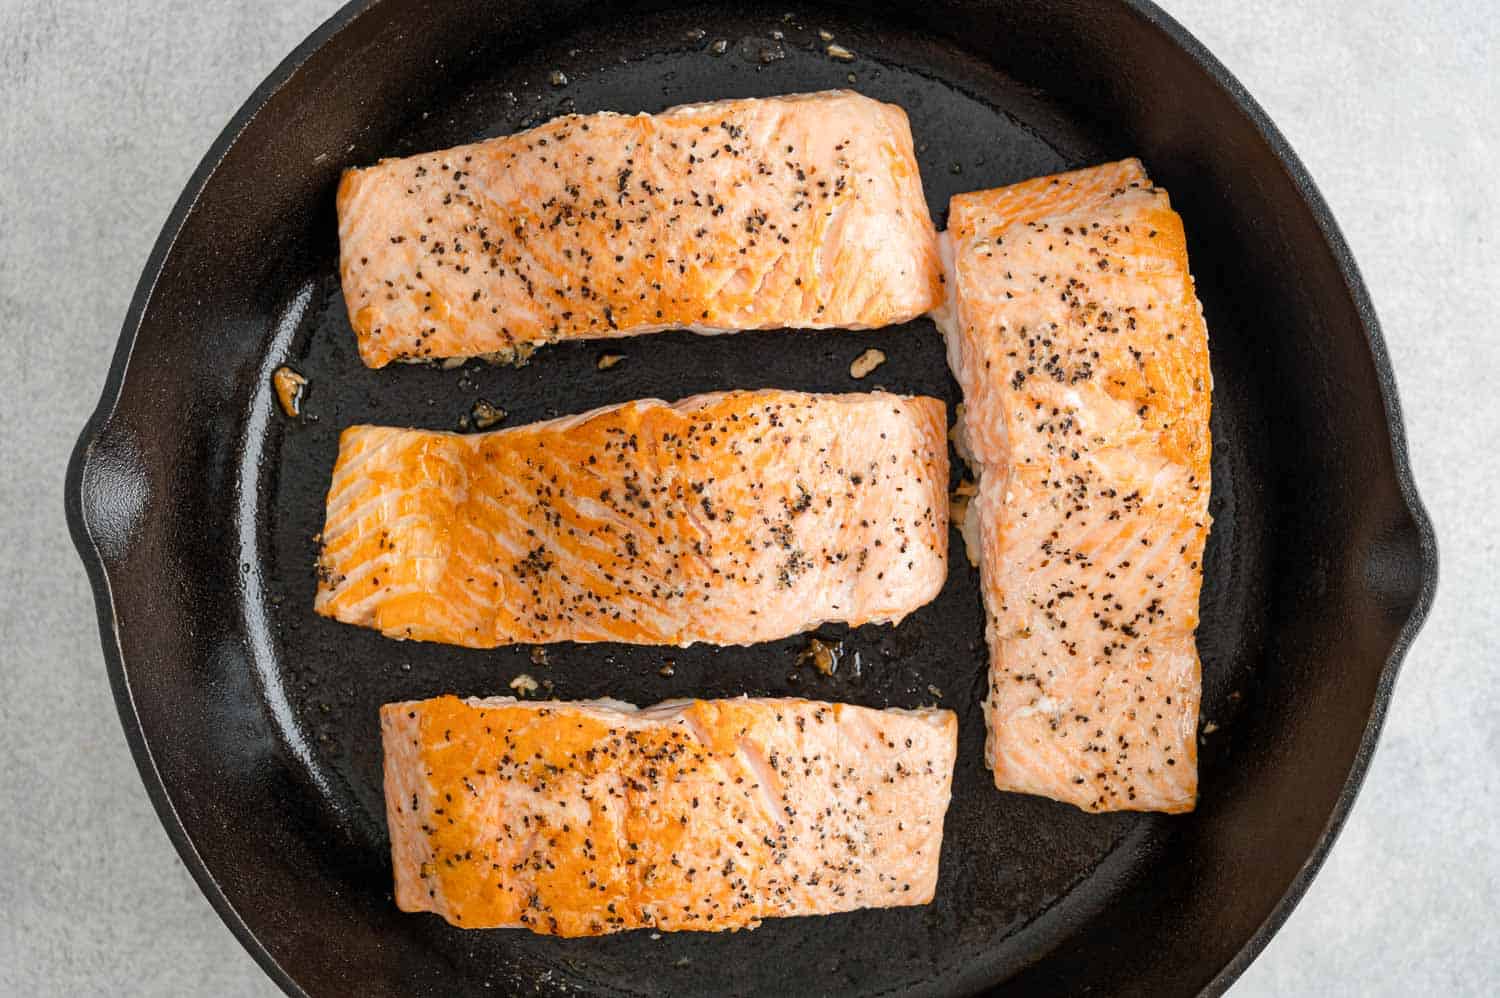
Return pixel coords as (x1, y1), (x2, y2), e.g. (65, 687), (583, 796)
(382, 695), (957, 933)
(337, 90), (942, 367)
(315, 390), (948, 647)
(934, 159), (1212, 813)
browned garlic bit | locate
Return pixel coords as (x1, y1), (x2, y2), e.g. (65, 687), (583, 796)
(597, 352), (625, 370)
(798, 636), (843, 676)
(849, 347), (886, 379)
(478, 343), (536, 368)
(272, 366), (307, 418)
(826, 43), (856, 62)
(462, 399), (507, 431)
(950, 479), (981, 567)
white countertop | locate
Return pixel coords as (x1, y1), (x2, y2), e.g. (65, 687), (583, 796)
(1, 1), (1492, 993)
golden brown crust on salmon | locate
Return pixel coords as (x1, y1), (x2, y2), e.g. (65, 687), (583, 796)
(338, 91), (942, 367)
(935, 159), (1211, 813)
(315, 390), (948, 647)
(382, 695), (957, 934)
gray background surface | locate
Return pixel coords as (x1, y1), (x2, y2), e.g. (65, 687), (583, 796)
(1, 0), (1493, 994)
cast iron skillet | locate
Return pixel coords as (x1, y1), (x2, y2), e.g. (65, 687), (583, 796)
(66, 1), (1436, 995)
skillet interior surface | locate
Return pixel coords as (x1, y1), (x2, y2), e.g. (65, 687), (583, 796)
(66, 1), (1436, 996)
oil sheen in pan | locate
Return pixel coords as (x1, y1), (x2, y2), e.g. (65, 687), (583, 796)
(247, 7), (1260, 996)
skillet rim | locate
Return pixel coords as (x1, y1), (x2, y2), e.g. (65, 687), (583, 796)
(62, 1), (1439, 995)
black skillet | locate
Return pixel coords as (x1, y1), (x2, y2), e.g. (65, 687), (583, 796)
(66, 1), (1436, 994)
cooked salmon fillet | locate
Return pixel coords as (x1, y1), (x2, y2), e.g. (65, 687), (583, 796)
(315, 390), (948, 647)
(382, 695), (957, 933)
(337, 90), (942, 368)
(934, 159), (1212, 813)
